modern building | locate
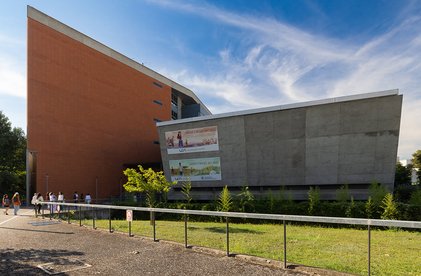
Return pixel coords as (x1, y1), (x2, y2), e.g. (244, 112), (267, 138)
(26, 6), (403, 203)
(157, 90), (402, 200)
(26, 6), (210, 202)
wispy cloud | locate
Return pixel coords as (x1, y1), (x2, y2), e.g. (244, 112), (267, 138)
(152, 0), (421, 158)
(0, 56), (26, 98)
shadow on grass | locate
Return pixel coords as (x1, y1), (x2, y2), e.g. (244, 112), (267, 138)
(0, 248), (85, 275)
(194, 226), (263, 234)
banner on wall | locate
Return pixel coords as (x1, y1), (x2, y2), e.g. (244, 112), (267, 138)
(169, 157), (221, 181)
(165, 126), (219, 154)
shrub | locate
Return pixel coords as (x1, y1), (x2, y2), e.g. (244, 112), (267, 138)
(237, 186), (255, 213)
(218, 186), (233, 212)
(308, 186), (320, 215)
(365, 196), (375, 218)
(381, 193), (399, 220)
(369, 181), (388, 208)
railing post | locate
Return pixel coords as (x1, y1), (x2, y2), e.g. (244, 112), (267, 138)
(129, 221), (132, 237)
(368, 224), (371, 276)
(92, 207), (96, 229)
(42, 204), (44, 219)
(283, 220), (287, 269)
(184, 213), (188, 248)
(79, 205), (82, 227)
(50, 203), (53, 220)
(152, 211), (157, 241)
(67, 205), (70, 224)
(109, 208), (113, 233)
(226, 217), (230, 257)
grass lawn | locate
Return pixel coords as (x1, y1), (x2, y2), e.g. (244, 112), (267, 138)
(76, 215), (420, 276)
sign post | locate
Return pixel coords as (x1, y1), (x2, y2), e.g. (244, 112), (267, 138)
(126, 210), (133, 237)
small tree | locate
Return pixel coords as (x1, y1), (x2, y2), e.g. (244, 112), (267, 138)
(369, 181), (388, 207)
(336, 184), (350, 203)
(181, 179), (193, 208)
(308, 186), (320, 215)
(381, 193), (399, 220)
(123, 165), (176, 208)
(365, 196), (375, 218)
(218, 186), (233, 212)
(345, 196), (355, 218)
(237, 185), (254, 213)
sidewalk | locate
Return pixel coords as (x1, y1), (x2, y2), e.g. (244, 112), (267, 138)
(0, 209), (308, 275)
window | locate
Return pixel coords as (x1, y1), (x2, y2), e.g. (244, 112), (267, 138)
(153, 81), (163, 88)
(153, 100), (163, 106)
(153, 118), (162, 123)
(171, 93), (178, 106)
(153, 141), (160, 145)
(171, 111), (178, 120)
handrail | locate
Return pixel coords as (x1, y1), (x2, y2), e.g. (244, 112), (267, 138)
(37, 201), (421, 229)
(36, 201), (420, 275)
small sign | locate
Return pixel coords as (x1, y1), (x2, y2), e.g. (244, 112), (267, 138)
(126, 210), (133, 222)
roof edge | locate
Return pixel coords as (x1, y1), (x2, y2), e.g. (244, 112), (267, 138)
(27, 5), (211, 114)
(157, 89), (400, 127)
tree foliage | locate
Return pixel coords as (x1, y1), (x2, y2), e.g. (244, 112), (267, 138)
(181, 179), (192, 207)
(237, 185), (255, 213)
(123, 165), (176, 207)
(380, 193), (399, 220)
(308, 186), (320, 215)
(394, 163), (412, 186)
(218, 185), (233, 212)
(0, 111), (26, 195)
(369, 182), (388, 207)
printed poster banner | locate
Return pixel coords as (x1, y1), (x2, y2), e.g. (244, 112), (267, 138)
(169, 157), (222, 181)
(165, 126), (219, 154)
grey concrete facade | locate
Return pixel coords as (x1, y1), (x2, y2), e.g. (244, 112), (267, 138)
(157, 90), (402, 200)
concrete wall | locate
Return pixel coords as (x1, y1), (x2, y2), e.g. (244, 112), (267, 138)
(158, 94), (402, 200)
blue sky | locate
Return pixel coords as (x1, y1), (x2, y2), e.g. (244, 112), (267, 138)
(1, 0), (421, 159)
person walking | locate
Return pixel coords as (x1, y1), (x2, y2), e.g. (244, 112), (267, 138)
(11, 192), (21, 215)
(2, 194), (10, 215)
(57, 192), (64, 215)
(36, 193), (44, 215)
(85, 193), (92, 204)
(31, 193), (38, 215)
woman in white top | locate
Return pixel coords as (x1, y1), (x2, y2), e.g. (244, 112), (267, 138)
(57, 192), (64, 214)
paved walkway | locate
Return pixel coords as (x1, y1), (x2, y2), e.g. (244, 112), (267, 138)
(0, 209), (310, 275)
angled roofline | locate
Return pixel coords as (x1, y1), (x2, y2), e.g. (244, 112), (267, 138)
(156, 89), (400, 126)
(27, 5), (211, 115)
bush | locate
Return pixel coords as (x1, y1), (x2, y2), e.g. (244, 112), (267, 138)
(308, 187), (320, 215)
(381, 193), (399, 220)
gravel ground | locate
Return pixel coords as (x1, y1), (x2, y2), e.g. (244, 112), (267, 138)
(0, 209), (311, 276)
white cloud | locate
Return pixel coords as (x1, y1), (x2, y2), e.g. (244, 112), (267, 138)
(153, 1), (421, 158)
(0, 57), (26, 98)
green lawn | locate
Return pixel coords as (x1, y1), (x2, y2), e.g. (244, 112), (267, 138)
(77, 216), (420, 276)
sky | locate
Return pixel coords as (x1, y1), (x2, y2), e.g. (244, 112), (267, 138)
(0, 0), (420, 159)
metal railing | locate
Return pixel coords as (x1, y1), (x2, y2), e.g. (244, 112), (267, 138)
(36, 201), (421, 276)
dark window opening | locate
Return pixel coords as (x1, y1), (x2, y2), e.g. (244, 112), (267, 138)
(153, 100), (163, 106)
(153, 82), (163, 88)
(153, 118), (162, 122)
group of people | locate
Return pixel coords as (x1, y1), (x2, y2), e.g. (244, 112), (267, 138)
(2, 191), (94, 216)
(72, 191), (92, 204)
(2, 192), (21, 215)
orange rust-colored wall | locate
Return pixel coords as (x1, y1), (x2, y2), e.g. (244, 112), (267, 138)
(27, 18), (171, 199)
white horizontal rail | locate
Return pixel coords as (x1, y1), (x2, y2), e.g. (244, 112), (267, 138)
(37, 201), (421, 229)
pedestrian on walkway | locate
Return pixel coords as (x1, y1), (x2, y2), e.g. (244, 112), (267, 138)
(36, 193), (44, 214)
(2, 194), (10, 215)
(57, 191), (64, 215)
(11, 192), (21, 215)
(85, 193), (92, 204)
(49, 192), (57, 214)
(31, 193), (38, 215)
